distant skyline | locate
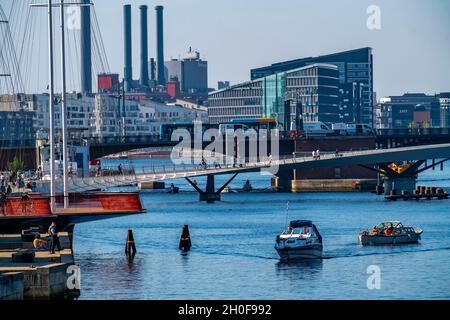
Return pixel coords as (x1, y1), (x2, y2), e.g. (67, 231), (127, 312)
(1, 0), (450, 98)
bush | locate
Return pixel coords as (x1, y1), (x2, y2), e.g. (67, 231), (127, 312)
(6, 157), (25, 173)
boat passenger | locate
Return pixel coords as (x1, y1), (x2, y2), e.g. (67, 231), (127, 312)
(371, 225), (379, 235)
(386, 226), (394, 236)
(302, 226), (310, 235)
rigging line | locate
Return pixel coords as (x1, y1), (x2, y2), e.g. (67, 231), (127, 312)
(91, 7), (109, 73)
(3, 10), (25, 92)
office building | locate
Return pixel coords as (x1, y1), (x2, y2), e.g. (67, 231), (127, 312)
(251, 48), (374, 126)
(208, 63), (340, 126)
(376, 93), (441, 129)
(440, 93), (450, 127)
(165, 48), (208, 94)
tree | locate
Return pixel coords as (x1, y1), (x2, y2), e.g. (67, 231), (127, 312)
(6, 157), (25, 173)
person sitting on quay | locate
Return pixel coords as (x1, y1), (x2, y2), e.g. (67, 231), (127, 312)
(33, 234), (48, 251)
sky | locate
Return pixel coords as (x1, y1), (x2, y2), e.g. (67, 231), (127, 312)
(1, 0), (450, 98)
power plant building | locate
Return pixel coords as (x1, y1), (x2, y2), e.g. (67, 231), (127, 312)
(208, 63), (340, 127)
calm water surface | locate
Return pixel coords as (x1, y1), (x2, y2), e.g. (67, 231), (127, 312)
(74, 160), (450, 300)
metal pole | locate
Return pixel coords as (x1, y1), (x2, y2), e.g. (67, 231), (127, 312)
(60, 0), (69, 208)
(48, 0), (56, 211)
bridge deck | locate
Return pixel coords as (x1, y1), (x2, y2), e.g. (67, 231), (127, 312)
(35, 143), (450, 193)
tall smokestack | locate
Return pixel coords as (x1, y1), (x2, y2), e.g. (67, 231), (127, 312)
(155, 5), (165, 86)
(80, 0), (92, 93)
(139, 5), (149, 88)
(150, 58), (156, 81)
(123, 4), (132, 92)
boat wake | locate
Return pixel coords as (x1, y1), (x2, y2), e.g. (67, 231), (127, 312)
(323, 246), (450, 259)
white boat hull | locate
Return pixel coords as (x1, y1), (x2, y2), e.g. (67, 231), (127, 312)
(275, 244), (323, 260)
(359, 233), (421, 245)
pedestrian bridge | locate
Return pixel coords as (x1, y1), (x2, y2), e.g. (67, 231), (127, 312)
(35, 143), (450, 195)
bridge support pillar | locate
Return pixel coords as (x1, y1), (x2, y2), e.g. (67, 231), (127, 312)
(272, 169), (295, 192)
(186, 173), (238, 203)
(383, 177), (416, 196)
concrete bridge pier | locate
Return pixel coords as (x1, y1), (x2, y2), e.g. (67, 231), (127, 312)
(186, 173), (238, 203)
(383, 177), (417, 196)
(272, 169), (295, 192)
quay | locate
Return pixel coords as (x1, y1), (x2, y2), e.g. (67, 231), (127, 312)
(0, 231), (76, 300)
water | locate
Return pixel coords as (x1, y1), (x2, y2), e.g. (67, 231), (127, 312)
(73, 160), (450, 300)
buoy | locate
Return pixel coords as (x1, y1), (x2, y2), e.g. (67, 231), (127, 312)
(179, 225), (192, 252)
(125, 229), (137, 256)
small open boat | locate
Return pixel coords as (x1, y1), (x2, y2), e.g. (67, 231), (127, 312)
(359, 221), (423, 245)
(275, 220), (323, 260)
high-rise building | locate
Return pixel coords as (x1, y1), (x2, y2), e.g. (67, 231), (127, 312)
(208, 63), (340, 127)
(251, 48), (374, 126)
(165, 48), (208, 94)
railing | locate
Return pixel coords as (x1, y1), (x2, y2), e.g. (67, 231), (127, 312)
(377, 128), (450, 137)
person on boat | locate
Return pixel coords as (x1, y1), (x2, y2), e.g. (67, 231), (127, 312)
(96, 164), (102, 177)
(371, 225), (379, 235)
(118, 163), (123, 175)
(316, 149), (321, 160)
(6, 184), (12, 195)
(302, 226), (310, 235)
(48, 222), (62, 254)
(386, 225), (395, 236)
(33, 234), (48, 251)
(287, 226), (293, 233)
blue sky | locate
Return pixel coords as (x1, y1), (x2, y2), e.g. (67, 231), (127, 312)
(2, 0), (450, 97)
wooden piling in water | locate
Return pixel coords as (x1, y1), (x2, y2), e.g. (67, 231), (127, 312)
(179, 225), (192, 252)
(125, 229), (136, 256)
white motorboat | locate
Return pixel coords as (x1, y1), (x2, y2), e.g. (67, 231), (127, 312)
(275, 220), (323, 260)
(359, 221), (423, 245)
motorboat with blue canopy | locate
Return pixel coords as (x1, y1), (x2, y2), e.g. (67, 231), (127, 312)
(275, 220), (323, 260)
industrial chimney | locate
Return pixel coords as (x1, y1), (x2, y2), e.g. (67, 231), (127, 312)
(155, 5), (165, 86)
(123, 4), (133, 92)
(139, 5), (149, 88)
(80, 0), (92, 93)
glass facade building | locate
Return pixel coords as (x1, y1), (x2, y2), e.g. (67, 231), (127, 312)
(208, 64), (340, 127)
(250, 48), (374, 126)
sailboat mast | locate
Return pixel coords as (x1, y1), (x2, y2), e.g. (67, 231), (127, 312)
(48, 0), (56, 210)
(60, 0), (69, 208)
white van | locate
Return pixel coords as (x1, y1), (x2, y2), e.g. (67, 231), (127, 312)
(303, 121), (332, 136)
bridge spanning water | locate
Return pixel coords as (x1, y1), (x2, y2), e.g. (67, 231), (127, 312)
(35, 143), (450, 201)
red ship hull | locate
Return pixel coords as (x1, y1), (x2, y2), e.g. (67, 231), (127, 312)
(0, 192), (145, 233)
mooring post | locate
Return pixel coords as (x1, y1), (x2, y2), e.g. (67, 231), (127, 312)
(179, 225), (192, 252)
(125, 229), (137, 256)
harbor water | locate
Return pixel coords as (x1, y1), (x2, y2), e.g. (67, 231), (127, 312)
(73, 159), (450, 300)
